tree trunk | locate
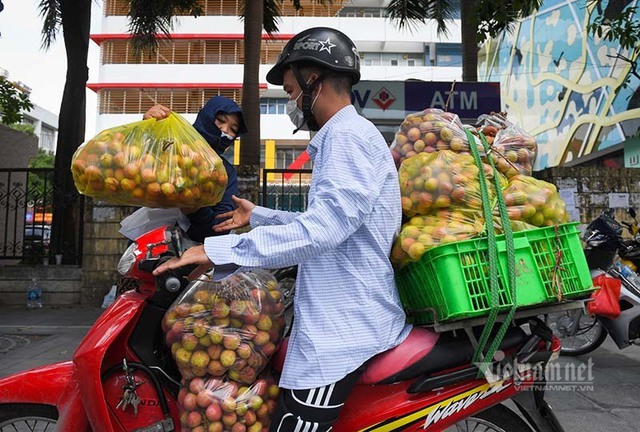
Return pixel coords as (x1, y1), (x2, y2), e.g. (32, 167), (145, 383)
(460, 0), (478, 82)
(51, 0), (91, 264)
(238, 0), (263, 202)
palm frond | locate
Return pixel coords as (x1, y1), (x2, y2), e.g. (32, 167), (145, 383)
(476, 0), (541, 42)
(127, 0), (202, 56)
(38, 0), (62, 50)
(385, 0), (455, 36)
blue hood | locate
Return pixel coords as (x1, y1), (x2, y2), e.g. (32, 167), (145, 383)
(193, 96), (248, 155)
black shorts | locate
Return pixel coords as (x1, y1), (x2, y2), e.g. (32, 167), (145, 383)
(269, 365), (365, 431)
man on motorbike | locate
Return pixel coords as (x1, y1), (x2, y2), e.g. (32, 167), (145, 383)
(153, 27), (412, 431)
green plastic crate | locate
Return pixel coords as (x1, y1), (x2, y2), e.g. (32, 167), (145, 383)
(395, 223), (594, 324)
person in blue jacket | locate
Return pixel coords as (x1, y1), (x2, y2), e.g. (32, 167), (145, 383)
(143, 96), (248, 242)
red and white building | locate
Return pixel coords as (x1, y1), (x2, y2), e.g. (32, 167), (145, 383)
(90, 0), (462, 170)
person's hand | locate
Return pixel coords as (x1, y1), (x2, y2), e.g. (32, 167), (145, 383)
(213, 195), (256, 232)
(143, 104), (171, 120)
(152, 245), (213, 280)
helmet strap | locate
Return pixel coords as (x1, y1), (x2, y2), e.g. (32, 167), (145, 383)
(291, 64), (329, 133)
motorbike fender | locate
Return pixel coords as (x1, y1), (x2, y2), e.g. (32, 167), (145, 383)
(73, 291), (146, 431)
(0, 361), (89, 431)
(599, 284), (640, 349)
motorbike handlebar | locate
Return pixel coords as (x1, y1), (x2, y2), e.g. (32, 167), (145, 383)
(151, 256), (198, 293)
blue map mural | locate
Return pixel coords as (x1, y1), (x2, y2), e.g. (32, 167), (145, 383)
(479, 0), (640, 169)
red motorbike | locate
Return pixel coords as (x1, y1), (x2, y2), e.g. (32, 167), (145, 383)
(0, 225), (566, 431)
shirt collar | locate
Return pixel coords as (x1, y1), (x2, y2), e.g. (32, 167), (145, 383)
(307, 105), (357, 161)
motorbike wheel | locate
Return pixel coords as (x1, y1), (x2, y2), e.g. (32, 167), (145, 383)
(0, 403), (58, 430)
(447, 404), (533, 431)
(546, 309), (608, 356)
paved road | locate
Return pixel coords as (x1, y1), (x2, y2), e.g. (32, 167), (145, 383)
(545, 337), (640, 432)
(0, 305), (638, 431)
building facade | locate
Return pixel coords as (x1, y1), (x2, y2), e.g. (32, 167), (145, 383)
(479, 0), (640, 170)
(90, 0), (464, 170)
(0, 67), (59, 154)
(22, 104), (59, 154)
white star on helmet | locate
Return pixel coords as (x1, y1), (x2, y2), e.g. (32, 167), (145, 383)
(318, 37), (336, 54)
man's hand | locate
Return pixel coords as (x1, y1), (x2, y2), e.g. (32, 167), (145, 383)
(213, 195), (256, 232)
(143, 104), (171, 120)
(152, 245), (213, 280)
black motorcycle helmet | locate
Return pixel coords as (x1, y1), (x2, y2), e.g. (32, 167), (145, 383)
(266, 27), (361, 86)
(266, 27), (361, 132)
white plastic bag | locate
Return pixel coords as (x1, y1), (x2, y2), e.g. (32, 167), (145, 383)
(101, 285), (117, 308)
(119, 207), (188, 240)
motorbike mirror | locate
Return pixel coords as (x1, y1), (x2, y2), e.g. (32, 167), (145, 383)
(629, 208), (637, 219)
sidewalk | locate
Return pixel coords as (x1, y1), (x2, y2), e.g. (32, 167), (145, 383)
(0, 305), (104, 378)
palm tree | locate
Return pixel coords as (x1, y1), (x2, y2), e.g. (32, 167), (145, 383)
(38, 0), (92, 264)
(38, 0), (541, 259)
(37, 1), (326, 257)
(385, 0), (542, 81)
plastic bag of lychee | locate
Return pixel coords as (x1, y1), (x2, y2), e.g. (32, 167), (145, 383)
(71, 112), (228, 208)
(179, 374), (280, 431)
(391, 210), (485, 268)
(476, 113), (538, 178)
(389, 108), (474, 168)
(492, 174), (570, 231)
(398, 150), (507, 218)
(163, 269), (286, 385)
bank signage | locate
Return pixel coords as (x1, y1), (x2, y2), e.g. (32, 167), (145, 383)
(351, 81), (501, 120)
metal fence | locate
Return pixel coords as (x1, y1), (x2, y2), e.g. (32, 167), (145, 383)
(0, 168), (84, 264)
(261, 168), (312, 212)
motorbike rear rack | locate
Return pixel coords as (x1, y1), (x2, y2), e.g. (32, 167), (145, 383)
(426, 299), (588, 349)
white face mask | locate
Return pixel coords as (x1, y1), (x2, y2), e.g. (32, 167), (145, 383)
(220, 131), (235, 141)
(286, 90), (307, 131)
(286, 82), (322, 131)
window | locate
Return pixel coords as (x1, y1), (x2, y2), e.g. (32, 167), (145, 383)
(260, 98), (288, 115)
(362, 52), (381, 66)
(425, 43), (462, 67)
(276, 147), (312, 169)
(338, 7), (385, 17)
(362, 52), (423, 67)
(40, 126), (56, 152)
(98, 88), (244, 114)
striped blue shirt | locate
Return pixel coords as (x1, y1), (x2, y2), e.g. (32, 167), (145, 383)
(204, 105), (411, 389)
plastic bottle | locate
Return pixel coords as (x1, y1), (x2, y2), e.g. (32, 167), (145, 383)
(617, 262), (640, 288)
(27, 278), (43, 308)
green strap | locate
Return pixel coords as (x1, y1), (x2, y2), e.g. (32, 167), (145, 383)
(477, 132), (518, 375)
(464, 129), (500, 369)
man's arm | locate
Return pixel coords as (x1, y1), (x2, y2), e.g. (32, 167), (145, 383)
(205, 131), (380, 269)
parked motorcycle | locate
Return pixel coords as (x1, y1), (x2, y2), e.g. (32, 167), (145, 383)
(0, 225), (566, 431)
(546, 209), (640, 356)
(618, 208), (640, 271)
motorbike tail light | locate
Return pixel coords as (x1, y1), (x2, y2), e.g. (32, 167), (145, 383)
(549, 335), (562, 361)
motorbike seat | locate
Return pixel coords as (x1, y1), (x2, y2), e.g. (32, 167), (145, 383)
(360, 325), (527, 384)
(272, 325), (527, 385)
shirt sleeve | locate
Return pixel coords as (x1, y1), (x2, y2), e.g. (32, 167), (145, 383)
(250, 206), (301, 227)
(204, 130), (379, 268)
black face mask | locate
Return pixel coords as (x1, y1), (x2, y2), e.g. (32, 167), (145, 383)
(199, 134), (231, 154)
(291, 66), (328, 133)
